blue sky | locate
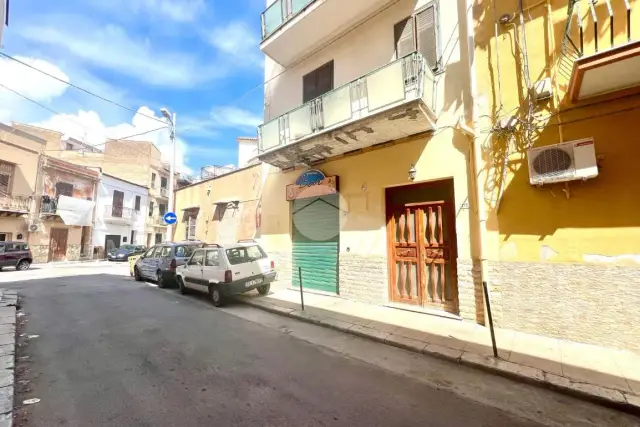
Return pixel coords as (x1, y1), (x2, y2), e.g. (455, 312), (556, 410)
(0, 0), (267, 173)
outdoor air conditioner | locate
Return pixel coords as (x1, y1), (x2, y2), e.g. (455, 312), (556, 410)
(527, 138), (598, 186)
(28, 220), (43, 233)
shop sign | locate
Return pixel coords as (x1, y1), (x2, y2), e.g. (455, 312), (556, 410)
(286, 169), (338, 201)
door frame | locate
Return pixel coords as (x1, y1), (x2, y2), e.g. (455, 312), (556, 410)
(48, 228), (69, 262)
(385, 180), (459, 313)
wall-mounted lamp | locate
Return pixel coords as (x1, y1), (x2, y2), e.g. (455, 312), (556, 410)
(408, 164), (417, 181)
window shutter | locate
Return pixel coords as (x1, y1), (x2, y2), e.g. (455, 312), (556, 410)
(113, 191), (124, 208)
(416, 6), (438, 70)
(394, 18), (416, 59)
(135, 196), (141, 211)
(0, 174), (9, 195)
(315, 61), (334, 98)
(303, 72), (317, 103)
(55, 182), (74, 197)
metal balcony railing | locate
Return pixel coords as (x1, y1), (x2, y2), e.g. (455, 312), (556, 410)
(563, 0), (632, 57)
(261, 0), (315, 39)
(258, 52), (435, 153)
(150, 215), (168, 226)
(105, 205), (134, 220)
(160, 187), (168, 198)
(0, 194), (31, 212)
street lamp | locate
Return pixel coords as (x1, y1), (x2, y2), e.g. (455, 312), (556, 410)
(161, 108), (177, 242)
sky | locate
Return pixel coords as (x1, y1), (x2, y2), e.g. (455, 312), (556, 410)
(0, 0), (268, 174)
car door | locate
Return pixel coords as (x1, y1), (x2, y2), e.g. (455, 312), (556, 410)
(4, 243), (21, 268)
(174, 245), (195, 269)
(202, 249), (223, 286)
(0, 244), (6, 267)
(183, 249), (205, 291)
(139, 246), (158, 278)
(156, 246), (173, 273)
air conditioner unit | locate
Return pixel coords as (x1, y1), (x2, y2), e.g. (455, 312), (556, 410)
(28, 220), (43, 233)
(528, 138), (598, 186)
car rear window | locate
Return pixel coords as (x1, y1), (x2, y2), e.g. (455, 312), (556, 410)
(175, 245), (197, 258)
(225, 245), (267, 265)
(159, 247), (173, 257)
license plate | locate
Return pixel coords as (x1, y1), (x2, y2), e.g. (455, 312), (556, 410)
(245, 278), (263, 287)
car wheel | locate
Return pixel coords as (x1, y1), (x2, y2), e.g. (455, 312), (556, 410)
(177, 276), (189, 295)
(257, 283), (271, 296)
(134, 267), (143, 282)
(157, 270), (166, 288)
(16, 260), (31, 271)
(209, 285), (223, 307)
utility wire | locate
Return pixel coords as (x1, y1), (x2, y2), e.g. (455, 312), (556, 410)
(0, 82), (167, 150)
(0, 51), (167, 125)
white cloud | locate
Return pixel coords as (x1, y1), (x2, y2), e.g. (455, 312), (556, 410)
(16, 16), (226, 88)
(87, 0), (206, 22)
(207, 21), (263, 68)
(210, 106), (262, 131)
(33, 107), (194, 174)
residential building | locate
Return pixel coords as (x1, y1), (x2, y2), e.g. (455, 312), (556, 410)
(237, 137), (259, 168)
(473, 0), (640, 352)
(0, 123), (45, 243)
(93, 173), (148, 257)
(257, 0), (481, 317)
(32, 157), (99, 263)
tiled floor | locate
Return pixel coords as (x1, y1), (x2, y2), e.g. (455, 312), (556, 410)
(243, 284), (640, 395)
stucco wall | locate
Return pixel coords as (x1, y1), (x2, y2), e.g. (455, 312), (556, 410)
(29, 222), (84, 263)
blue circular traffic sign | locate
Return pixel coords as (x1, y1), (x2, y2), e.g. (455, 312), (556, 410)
(163, 212), (177, 225)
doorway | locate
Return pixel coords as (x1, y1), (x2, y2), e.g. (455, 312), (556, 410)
(49, 228), (69, 262)
(104, 235), (121, 257)
(385, 180), (459, 314)
(155, 233), (163, 244)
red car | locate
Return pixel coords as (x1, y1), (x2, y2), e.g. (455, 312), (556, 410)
(0, 241), (32, 271)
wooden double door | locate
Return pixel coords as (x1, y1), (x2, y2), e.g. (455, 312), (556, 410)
(48, 228), (69, 262)
(387, 201), (458, 314)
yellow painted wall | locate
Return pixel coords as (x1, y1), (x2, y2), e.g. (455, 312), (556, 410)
(173, 164), (264, 244)
(474, 0), (640, 264)
(260, 129), (474, 260)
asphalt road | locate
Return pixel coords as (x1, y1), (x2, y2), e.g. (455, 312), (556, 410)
(4, 270), (638, 427)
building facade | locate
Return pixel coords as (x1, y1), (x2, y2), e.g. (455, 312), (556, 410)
(93, 173), (148, 257)
(473, 0), (640, 352)
(0, 124), (45, 243)
(31, 157), (99, 263)
(257, 0), (483, 318)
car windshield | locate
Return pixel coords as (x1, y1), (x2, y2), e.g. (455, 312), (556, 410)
(120, 245), (135, 251)
(225, 245), (267, 265)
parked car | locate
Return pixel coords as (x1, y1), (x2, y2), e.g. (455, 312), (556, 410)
(108, 244), (146, 262)
(133, 241), (203, 288)
(129, 254), (142, 277)
(0, 242), (32, 271)
(175, 241), (276, 306)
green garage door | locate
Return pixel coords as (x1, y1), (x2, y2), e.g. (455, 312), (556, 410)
(292, 194), (339, 293)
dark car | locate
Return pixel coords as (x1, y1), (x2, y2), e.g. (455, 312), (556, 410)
(0, 242), (32, 271)
(133, 241), (203, 288)
(107, 245), (147, 262)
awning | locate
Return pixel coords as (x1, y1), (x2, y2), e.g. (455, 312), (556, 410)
(56, 195), (95, 226)
(181, 206), (200, 222)
(213, 197), (239, 205)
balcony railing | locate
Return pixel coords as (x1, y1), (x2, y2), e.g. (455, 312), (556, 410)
(258, 52), (434, 153)
(262, 0), (314, 39)
(150, 215), (168, 227)
(0, 194), (31, 213)
(160, 187), (168, 197)
(105, 205), (134, 220)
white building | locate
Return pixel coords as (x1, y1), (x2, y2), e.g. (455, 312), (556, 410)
(93, 173), (149, 255)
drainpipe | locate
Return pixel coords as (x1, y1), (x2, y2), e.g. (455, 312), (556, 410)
(89, 171), (100, 259)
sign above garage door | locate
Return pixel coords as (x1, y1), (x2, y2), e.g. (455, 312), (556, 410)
(286, 169), (338, 201)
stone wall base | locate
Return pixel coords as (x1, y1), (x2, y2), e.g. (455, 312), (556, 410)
(491, 260), (640, 352)
(31, 245), (49, 264)
(339, 253), (388, 305)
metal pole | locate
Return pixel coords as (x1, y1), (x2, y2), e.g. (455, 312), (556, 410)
(298, 267), (304, 311)
(166, 113), (176, 242)
(483, 281), (499, 358)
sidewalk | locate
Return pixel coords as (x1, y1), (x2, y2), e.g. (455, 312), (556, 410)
(33, 260), (113, 269)
(237, 282), (640, 414)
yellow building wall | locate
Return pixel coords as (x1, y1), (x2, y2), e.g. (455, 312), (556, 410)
(475, 0), (640, 264)
(173, 164), (264, 244)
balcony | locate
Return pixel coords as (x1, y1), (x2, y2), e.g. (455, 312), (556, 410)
(0, 194), (31, 216)
(149, 215), (168, 227)
(150, 186), (169, 199)
(258, 53), (436, 169)
(261, 0), (394, 67)
(564, 0), (639, 102)
(104, 205), (135, 223)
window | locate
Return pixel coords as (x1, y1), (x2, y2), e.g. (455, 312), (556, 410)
(151, 173), (156, 188)
(143, 246), (156, 258)
(55, 182), (74, 197)
(186, 216), (197, 240)
(160, 176), (168, 189)
(0, 161), (14, 196)
(188, 249), (205, 266)
(149, 201), (154, 217)
(159, 204), (167, 216)
(205, 250), (220, 267)
(302, 61), (334, 103)
(155, 233), (163, 244)
(176, 245), (198, 258)
(394, 4), (439, 70)
(66, 143), (74, 151)
(0, 245), (4, 253)
(225, 245), (267, 265)
(134, 196), (141, 211)
(122, 237), (128, 243)
(112, 190), (124, 217)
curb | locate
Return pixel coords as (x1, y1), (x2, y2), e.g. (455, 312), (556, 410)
(239, 297), (640, 417)
(0, 290), (18, 427)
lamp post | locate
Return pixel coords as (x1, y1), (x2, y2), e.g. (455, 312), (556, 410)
(160, 108), (176, 242)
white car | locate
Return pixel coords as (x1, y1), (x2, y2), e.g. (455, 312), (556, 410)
(175, 241), (277, 306)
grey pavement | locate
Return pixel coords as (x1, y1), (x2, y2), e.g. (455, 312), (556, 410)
(5, 271), (640, 427)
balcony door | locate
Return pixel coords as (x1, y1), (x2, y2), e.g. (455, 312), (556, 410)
(303, 61), (334, 103)
(112, 190), (124, 218)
